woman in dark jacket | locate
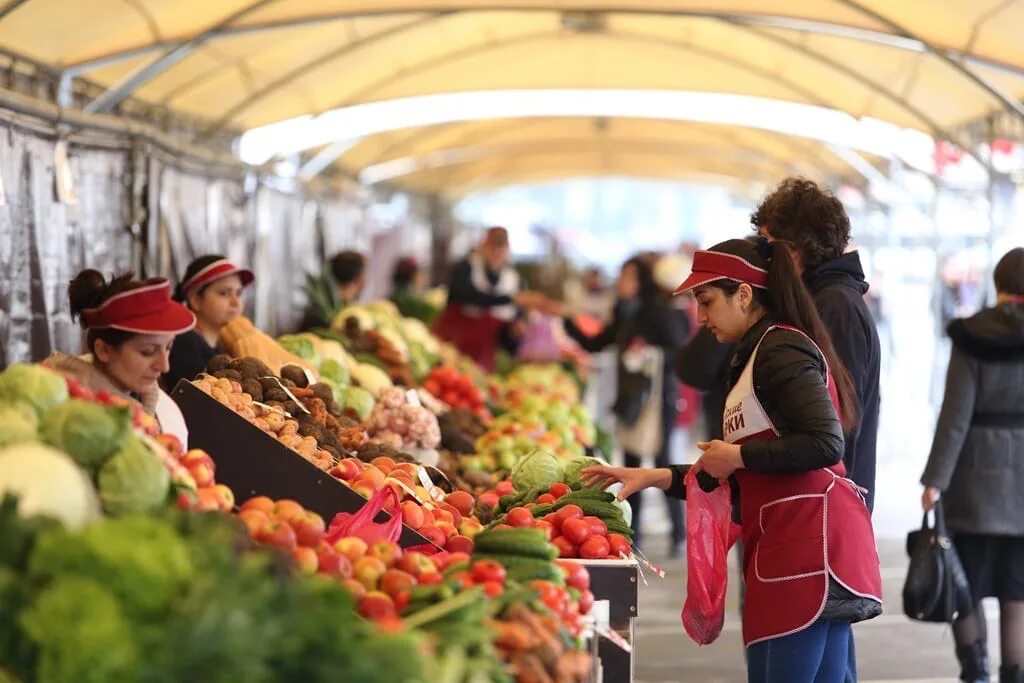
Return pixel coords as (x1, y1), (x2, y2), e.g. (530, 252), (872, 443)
(563, 256), (690, 552)
(582, 239), (881, 683)
(921, 247), (1024, 683)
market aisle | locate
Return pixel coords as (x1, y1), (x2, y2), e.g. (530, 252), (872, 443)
(632, 536), (979, 682)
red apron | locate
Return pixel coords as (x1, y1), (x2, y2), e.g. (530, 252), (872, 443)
(433, 304), (505, 372)
(725, 324), (882, 647)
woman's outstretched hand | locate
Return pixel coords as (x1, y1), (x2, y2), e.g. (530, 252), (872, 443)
(579, 464), (670, 501)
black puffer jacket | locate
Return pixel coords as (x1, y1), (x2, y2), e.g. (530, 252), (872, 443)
(667, 316), (880, 624)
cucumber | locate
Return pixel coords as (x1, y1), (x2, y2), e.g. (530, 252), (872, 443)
(473, 553), (565, 584)
(529, 504), (554, 518)
(473, 528), (558, 560)
(556, 489), (616, 505)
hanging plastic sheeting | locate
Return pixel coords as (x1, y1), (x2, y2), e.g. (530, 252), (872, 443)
(321, 195), (370, 258)
(0, 122), (132, 367)
(145, 155), (250, 289)
(250, 187), (320, 335)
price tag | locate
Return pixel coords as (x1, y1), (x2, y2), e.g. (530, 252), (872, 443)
(629, 547), (666, 580)
(417, 467), (447, 502)
(594, 623), (632, 653)
(405, 389), (422, 408)
(303, 368), (318, 387)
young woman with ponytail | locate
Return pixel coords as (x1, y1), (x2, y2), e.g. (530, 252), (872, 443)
(583, 238), (882, 683)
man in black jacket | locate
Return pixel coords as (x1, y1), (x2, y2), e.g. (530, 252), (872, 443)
(752, 178), (881, 513)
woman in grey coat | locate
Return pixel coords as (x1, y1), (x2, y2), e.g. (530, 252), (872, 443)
(922, 247), (1024, 683)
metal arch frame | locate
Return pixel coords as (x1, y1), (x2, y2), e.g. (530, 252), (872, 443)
(348, 117), (845, 182)
(362, 138), (817, 185)
(81, 0), (279, 114)
(59, 6), (1024, 80)
(195, 12), (450, 140)
(396, 142), (788, 195)
(835, 0), (1024, 122)
(726, 20), (990, 171)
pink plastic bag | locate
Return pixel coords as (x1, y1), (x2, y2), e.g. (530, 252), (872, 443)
(516, 313), (562, 362)
(681, 467), (741, 645)
(325, 486), (404, 546)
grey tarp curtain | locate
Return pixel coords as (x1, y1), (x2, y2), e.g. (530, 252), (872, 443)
(0, 122), (132, 366)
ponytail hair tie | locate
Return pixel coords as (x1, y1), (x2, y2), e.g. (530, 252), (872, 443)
(756, 236), (775, 261)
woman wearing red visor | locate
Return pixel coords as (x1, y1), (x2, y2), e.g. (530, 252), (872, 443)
(583, 239), (882, 682)
(164, 255), (254, 391)
(46, 270), (197, 445)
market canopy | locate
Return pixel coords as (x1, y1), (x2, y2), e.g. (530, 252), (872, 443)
(3, 0), (1023, 194)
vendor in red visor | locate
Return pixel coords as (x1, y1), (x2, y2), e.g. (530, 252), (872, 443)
(582, 238), (882, 683)
(164, 255), (254, 390)
(46, 270), (197, 445)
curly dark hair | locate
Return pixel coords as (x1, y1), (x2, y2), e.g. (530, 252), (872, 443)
(750, 178), (851, 273)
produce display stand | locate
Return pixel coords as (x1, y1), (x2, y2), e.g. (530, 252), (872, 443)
(172, 381), (434, 548)
(569, 558), (640, 682)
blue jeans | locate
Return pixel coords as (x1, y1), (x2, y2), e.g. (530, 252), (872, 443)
(747, 621), (854, 683)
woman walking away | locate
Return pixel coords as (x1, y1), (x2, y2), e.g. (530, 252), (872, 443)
(582, 239), (881, 682)
(921, 247), (1024, 683)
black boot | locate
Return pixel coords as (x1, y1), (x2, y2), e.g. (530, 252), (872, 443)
(1000, 665), (1024, 683)
(956, 641), (989, 683)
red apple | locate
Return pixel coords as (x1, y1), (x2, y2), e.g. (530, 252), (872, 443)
(478, 491), (500, 509)
(195, 487), (221, 512)
(433, 508), (455, 526)
(256, 520), (297, 550)
(379, 569), (416, 599)
(418, 525), (446, 548)
(273, 499), (306, 523)
(212, 484), (235, 512)
(495, 480), (515, 496)
(396, 551), (436, 578)
(370, 456), (396, 474)
(334, 536), (368, 562)
(444, 551), (471, 570)
(445, 534), (474, 554)
(329, 458), (363, 481)
(293, 511), (326, 548)
(316, 545), (353, 578)
(341, 578), (367, 598)
(356, 467), (386, 491)
(434, 520), (458, 541)
(238, 509), (270, 535)
(445, 491), (476, 518)
(357, 591), (396, 620)
(291, 546), (318, 575)
(240, 496), (275, 514)
(438, 502), (464, 527)
(367, 539), (402, 568)
(350, 480), (376, 500)
(156, 433), (184, 458)
(354, 556), (387, 591)
(459, 518), (484, 538)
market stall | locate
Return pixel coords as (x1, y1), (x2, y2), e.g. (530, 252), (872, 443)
(0, 295), (648, 682)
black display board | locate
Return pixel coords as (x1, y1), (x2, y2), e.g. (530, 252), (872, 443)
(172, 381), (434, 549)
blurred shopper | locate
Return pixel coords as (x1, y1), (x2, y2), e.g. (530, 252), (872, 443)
(45, 270), (196, 444)
(921, 247), (1024, 683)
(582, 239), (881, 682)
(389, 256), (440, 324)
(301, 250), (366, 330)
(164, 255), (253, 391)
(434, 227), (536, 371)
(753, 177), (881, 512)
(562, 256), (690, 554)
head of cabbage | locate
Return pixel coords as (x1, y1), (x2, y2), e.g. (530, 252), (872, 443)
(340, 386), (375, 421)
(318, 359), (349, 388)
(0, 364), (69, 420)
(98, 434), (170, 516)
(39, 399), (131, 471)
(0, 442), (102, 528)
(277, 335), (319, 365)
(0, 402), (38, 448)
(511, 450), (564, 492)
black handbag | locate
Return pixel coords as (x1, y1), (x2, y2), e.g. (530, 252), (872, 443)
(902, 500), (973, 623)
(612, 365), (652, 426)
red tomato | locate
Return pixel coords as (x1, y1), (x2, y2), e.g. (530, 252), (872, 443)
(556, 560), (591, 591)
(579, 535), (611, 559)
(578, 589), (595, 615)
(533, 520), (554, 540)
(535, 493), (556, 505)
(552, 536), (578, 558)
(471, 559), (507, 584)
(449, 570), (475, 591)
(542, 512), (562, 531)
(481, 580), (505, 597)
(554, 504), (584, 525)
(424, 379), (441, 396)
(583, 516), (608, 537)
(561, 517), (592, 545)
(549, 483), (572, 499)
(419, 571), (444, 585)
(607, 533), (632, 558)
(507, 506), (534, 528)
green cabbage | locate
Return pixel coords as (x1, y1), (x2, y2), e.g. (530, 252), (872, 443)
(0, 364), (68, 420)
(561, 456), (607, 484)
(277, 335), (319, 365)
(616, 498), (633, 527)
(318, 358), (349, 388)
(0, 402), (37, 448)
(39, 399), (131, 470)
(339, 386), (375, 421)
(511, 450), (563, 492)
(97, 434), (170, 516)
